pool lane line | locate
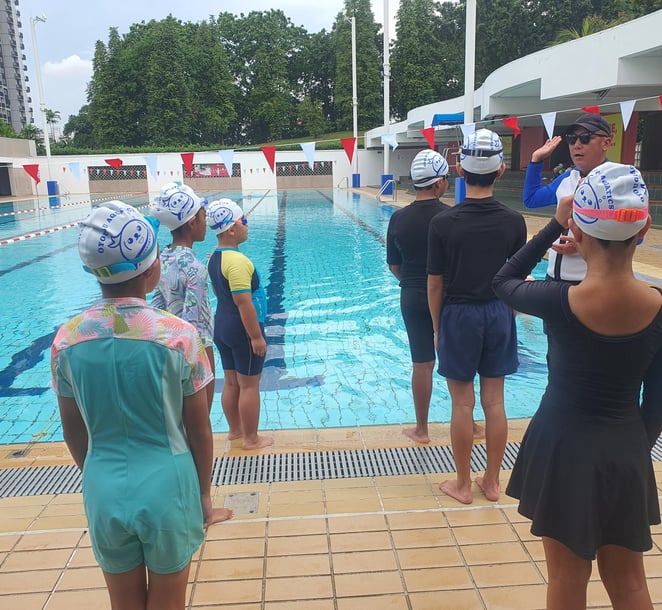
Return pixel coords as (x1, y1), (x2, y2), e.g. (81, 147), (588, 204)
(0, 243), (78, 278)
(0, 202), (150, 247)
(315, 189), (386, 246)
(0, 194), (119, 217)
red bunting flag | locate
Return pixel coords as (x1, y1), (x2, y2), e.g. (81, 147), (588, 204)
(105, 158), (123, 170)
(261, 146), (276, 173)
(420, 127), (435, 149)
(180, 152), (194, 176)
(581, 106), (601, 115)
(23, 164), (40, 184)
(659, 96), (662, 108)
(503, 116), (521, 139)
(340, 137), (356, 164)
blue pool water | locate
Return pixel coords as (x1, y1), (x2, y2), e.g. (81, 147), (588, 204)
(0, 189), (549, 445)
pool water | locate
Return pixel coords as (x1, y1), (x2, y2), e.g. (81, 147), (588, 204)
(0, 189), (549, 445)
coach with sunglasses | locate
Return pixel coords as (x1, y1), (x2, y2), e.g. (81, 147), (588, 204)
(522, 113), (613, 282)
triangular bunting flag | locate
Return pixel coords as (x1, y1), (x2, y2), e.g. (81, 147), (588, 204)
(420, 127), (435, 149)
(143, 156), (158, 181)
(381, 133), (398, 151)
(261, 146), (276, 173)
(540, 112), (557, 139)
(219, 149), (234, 174)
(105, 158), (123, 170)
(503, 116), (521, 138)
(23, 164), (40, 184)
(181, 152), (194, 176)
(300, 142), (316, 170)
(581, 106), (601, 115)
(619, 100), (636, 131)
(341, 137), (356, 164)
(460, 123), (475, 139)
(67, 162), (81, 181)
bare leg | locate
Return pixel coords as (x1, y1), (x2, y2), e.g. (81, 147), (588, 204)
(472, 421), (485, 439)
(237, 372), (272, 450)
(597, 545), (653, 610)
(220, 369), (242, 440)
(439, 378), (475, 504)
(403, 360), (435, 443)
(146, 564), (191, 610)
(204, 346), (216, 414)
(102, 564), (147, 610)
(474, 376), (507, 502)
(543, 537), (592, 610)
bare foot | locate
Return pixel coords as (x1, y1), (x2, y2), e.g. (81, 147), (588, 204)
(402, 427), (430, 444)
(475, 476), (500, 502)
(439, 479), (473, 504)
(205, 507), (233, 528)
(242, 435), (273, 451)
(227, 431), (243, 441)
(473, 423), (485, 440)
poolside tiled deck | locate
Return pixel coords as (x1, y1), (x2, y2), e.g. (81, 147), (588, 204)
(3, 423), (662, 610)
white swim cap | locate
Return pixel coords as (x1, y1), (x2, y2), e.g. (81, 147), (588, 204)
(410, 149), (449, 188)
(79, 201), (159, 284)
(206, 199), (244, 234)
(572, 162), (649, 241)
(150, 182), (207, 230)
(459, 128), (504, 175)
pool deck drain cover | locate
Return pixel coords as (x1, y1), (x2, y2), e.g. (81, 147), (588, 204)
(2, 438), (662, 497)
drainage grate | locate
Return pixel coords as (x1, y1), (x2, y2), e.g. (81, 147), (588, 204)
(2, 438), (662, 497)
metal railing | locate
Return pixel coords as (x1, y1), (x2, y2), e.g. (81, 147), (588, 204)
(376, 178), (397, 203)
(336, 176), (349, 189)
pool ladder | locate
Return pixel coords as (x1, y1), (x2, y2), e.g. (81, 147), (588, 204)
(376, 178), (397, 203)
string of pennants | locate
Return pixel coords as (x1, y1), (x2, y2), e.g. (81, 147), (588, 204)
(24, 95), (661, 186)
(404, 96), (662, 151)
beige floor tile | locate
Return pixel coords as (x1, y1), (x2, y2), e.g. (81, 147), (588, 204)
(325, 499), (382, 514)
(0, 592), (50, 610)
(404, 566), (474, 592)
(329, 530), (392, 553)
(382, 497), (440, 511)
(648, 577), (662, 603)
(470, 562), (544, 587)
(269, 479), (323, 493)
(322, 477), (374, 490)
(41, 588), (103, 610)
(0, 505), (43, 520)
(265, 600), (334, 610)
(0, 518), (33, 533)
(387, 511), (446, 530)
(390, 527), (452, 548)
(47, 493), (83, 505)
(501, 505), (529, 523)
(269, 490), (324, 505)
(332, 549), (398, 573)
(202, 537), (265, 560)
(324, 488), (380, 502)
(409, 589), (483, 610)
(376, 475), (430, 487)
(523, 540), (545, 561)
(453, 523), (519, 546)
(646, 553), (662, 578)
(28, 515), (88, 530)
(511, 521), (537, 542)
(336, 594), (409, 609)
(1, 548), (72, 571)
(444, 506), (507, 527)
(206, 520), (267, 540)
(0, 495), (54, 507)
(479, 584), (547, 610)
(264, 574), (333, 601)
(378, 484), (434, 498)
(327, 514), (387, 533)
(0, 534), (19, 552)
(196, 557), (263, 581)
(14, 531), (83, 551)
(0, 569), (61, 594)
(268, 517), (326, 537)
(397, 546), (463, 570)
(462, 541), (531, 565)
(57, 566), (106, 590)
(192, 579), (262, 605)
(334, 570), (404, 597)
(38, 503), (86, 517)
(268, 501), (325, 517)
(265, 553), (330, 578)
(267, 534), (328, 556)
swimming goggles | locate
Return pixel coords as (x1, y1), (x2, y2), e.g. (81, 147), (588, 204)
(82, 216), (160, 278)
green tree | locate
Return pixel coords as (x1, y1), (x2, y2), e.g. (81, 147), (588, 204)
(0, 122), (16, 138)
(333, 0), (383, 132)
(297, 96), (330, 138)
(44, 109), (61, 142)
(63, 105), (95, 148)
(18, 124), (46, 155)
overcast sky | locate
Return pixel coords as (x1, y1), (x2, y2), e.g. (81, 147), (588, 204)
(19, 0), (396, 126)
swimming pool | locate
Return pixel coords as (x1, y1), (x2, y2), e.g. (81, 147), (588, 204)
(0, 189), (549, 445)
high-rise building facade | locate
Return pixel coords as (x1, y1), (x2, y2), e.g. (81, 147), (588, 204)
(0, 0), (33, 134)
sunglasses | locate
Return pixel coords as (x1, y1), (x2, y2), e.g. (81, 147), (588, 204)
(565, 132), (608, 145)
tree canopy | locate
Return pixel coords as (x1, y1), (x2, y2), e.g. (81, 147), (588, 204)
(57, 1), (660, 152)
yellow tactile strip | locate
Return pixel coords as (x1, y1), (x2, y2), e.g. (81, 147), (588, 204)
(2, 425), (662, 609)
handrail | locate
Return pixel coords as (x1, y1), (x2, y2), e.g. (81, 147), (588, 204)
(376, 179), (397, 203)
(337, 176), (349, 189)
